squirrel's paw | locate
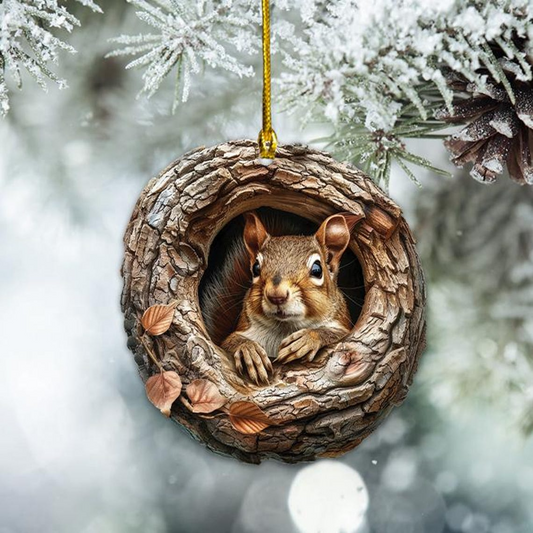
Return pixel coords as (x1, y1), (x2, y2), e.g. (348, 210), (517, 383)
(234, 340), (273, 385)
(277, 329), (322, 364)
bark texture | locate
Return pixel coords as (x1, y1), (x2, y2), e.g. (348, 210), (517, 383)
(121, 140), (426, 464)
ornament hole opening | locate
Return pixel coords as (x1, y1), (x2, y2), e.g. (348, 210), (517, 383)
(198, 206), (366, 349)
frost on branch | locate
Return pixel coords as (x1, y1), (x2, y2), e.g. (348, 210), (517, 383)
(279, 0), (533, 187)
(0, 0), (102, 116)
(108, 0), (258, 111)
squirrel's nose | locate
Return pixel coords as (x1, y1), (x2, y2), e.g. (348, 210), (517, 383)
(266, 290), (289, 306)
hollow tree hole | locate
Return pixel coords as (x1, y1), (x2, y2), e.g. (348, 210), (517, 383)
(199, 207), (366, 347)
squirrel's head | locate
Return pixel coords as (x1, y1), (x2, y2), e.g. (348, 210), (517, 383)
(242, 212), (351, 323)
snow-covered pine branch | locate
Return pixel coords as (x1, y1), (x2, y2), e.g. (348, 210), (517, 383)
(108, 0), (260, 111)
(280, 0), (533, 188)
(0, 0), (102, 116)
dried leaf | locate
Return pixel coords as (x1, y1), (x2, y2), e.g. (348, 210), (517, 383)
(145, 371), (182, 417)
(228, 401), (274, 434)
(141, 301), (177, 336)
(186, 379), (227, 413)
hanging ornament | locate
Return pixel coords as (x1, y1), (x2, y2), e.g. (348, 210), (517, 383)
(121, 0), (426, 463)
(437, 40), (533, 185)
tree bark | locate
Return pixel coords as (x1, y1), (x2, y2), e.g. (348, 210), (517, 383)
(121, 140), (426, 464)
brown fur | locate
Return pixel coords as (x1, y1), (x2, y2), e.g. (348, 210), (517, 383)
(219, 212), (353, 385)
(200, 241), (250, 346)
(239, 233), (351, 330)
(200, 210), (320, 346)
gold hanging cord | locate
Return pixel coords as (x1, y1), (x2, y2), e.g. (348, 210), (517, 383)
(258, 0), (278, 159)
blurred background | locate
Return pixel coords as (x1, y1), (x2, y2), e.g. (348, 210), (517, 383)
(1, 1), (533, 532)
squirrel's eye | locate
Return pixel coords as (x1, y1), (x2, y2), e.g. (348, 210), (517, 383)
(310, 260), (323, 278)
(252, 260), (261, 277)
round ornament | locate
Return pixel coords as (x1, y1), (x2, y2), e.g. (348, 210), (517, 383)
(121, 139), (426, 463)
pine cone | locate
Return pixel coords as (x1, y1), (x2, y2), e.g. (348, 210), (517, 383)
(437, 61), (533, 185)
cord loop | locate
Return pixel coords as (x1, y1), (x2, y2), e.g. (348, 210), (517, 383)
(258, 0), (277, 159)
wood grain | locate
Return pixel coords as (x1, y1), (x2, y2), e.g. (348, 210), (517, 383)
(121, 140), (426, 463)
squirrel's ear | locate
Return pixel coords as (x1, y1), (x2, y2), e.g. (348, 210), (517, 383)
(243, 212), (269, 257)
(315, 214), (351, 272)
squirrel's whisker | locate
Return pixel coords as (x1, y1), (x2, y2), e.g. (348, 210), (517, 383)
(339, 293), (365, 308)
(338, 258), (359, 270)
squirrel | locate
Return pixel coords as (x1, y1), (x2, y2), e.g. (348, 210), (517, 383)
(202, 211), (353, 385)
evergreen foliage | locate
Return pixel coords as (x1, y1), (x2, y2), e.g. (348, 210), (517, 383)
(0, 0), (101, 115)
